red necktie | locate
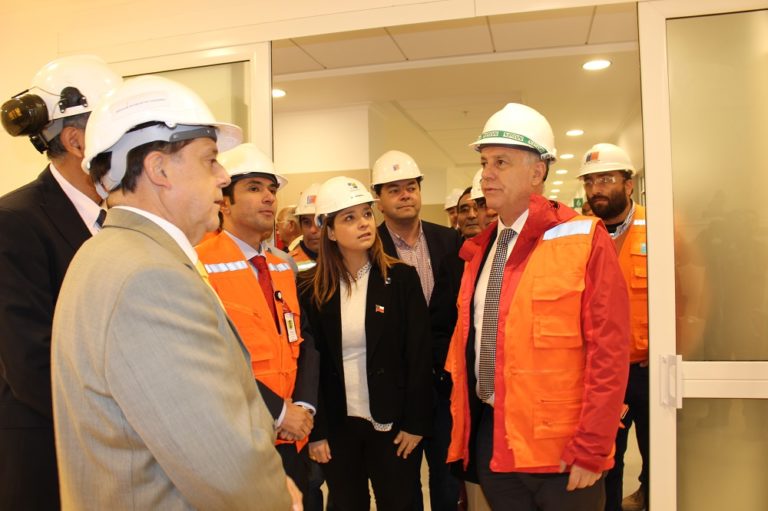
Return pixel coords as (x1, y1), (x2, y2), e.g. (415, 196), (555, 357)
(250, 255), (278, 325)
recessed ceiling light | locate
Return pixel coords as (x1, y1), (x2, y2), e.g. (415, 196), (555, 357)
(550, 189), (561, 193)
(272, 88), (286, 98)
(555, 169), (569, 175)
(553, 180), (564, 185)
(560, 153), (574, 159)
(566, 129), (584, 137)
(583, 59), (611, 71)
(548, 195), (558, 199)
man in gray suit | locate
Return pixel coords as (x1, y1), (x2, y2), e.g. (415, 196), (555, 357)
(51, 75), (296, 510)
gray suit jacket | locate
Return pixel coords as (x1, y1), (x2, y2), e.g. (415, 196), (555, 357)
(52, 208), (290, 511)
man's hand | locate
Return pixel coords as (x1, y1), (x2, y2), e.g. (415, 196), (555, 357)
(308, 439), (332, 463)
(393, 430), (422, 459)
(277, 400), (313, 440)
(559, 461), (602, 491)
(286, 476), (303, 510)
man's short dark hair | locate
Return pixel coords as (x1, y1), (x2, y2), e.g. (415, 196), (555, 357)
(89, 123), (196, 193)
(372, 176), (423, 197)
(46, 113), (89, 160)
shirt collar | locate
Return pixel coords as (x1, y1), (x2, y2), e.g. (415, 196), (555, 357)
(497, 209), (528, 236)
(113, 206), (198, 265)
(223, 230), (266, 260)
(49, 162), (103, 235)
(386, 220), (425, 249)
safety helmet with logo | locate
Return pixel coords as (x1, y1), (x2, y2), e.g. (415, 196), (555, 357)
(82, 75), (242, 198)
(218, 143), (288, 190)
(314, 176), (375, 228)
(1, 55), (122, 153)
(371, 150), (424, 187)
(443, 188), (464, 211)
(470, 168), (484, 200)
(469, 103), (557, 162)
(295, 183), (321, 216)
(578, 143), (635, 177)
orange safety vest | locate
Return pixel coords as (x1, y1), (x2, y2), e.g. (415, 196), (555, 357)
(289, 244), (317, 273)
(615, 205), (648, 363)
(196, 232), (305, 446)
(447, 216), (615, 471)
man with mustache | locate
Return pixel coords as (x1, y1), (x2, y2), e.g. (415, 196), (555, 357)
(580, 143), (649, 511)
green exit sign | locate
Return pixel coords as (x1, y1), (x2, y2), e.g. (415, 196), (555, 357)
(573, 197), (584, 208)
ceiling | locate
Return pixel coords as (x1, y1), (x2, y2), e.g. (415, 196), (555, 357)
(271, 3), (641, 204)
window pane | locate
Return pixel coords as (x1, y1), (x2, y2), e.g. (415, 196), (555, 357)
(669, 10), (768, 361)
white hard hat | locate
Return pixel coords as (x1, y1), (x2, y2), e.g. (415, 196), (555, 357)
(314, 176), (374, 227)
(218, 143), (287, 190)
(1, 55), (122, 152)
(295, 183), (321, 216)
(444, 188), (464, 210)
(469, 103), (556, 161)
(578, 143), (635, 177)
(82, 75), (242, 196)
(371, 150), (423, 187)
(470, 168), (484, 200)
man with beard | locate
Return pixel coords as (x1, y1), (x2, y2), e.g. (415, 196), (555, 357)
(372, 149), (462, 510)
(579, 143), (648, 511)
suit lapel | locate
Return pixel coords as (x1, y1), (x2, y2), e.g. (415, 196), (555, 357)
(365, 265), (390, 363)
(322, 290), (345, 379)
(39, 167), (91, 250)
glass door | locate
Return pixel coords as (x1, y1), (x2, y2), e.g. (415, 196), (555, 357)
(639, 1), (768, 509)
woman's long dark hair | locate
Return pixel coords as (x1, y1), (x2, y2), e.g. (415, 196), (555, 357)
(304, 203), (398, 308)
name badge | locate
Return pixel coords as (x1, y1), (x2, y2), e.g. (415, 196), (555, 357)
(284, 312), (299, 342)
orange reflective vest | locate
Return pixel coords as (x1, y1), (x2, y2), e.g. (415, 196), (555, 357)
(615, 205), (648, 363)
(196, 232), (304, 446)
(289, 244), (317, 273)
(446, 198), (629, 474)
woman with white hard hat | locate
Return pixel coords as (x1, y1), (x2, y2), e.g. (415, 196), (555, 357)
(299, 176), (433, 510)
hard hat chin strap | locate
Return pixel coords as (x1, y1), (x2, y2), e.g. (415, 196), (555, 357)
(97, 123), (217, 194)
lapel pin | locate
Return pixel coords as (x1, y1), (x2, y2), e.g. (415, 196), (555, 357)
(375, 304), (385, 314)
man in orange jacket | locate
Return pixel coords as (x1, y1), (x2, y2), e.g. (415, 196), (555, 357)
(196, 143), (319, 506)
(445, 103), (630, 511)
(579, 143), (649, 511)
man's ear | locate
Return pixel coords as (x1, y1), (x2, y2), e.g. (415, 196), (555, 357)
(143, 151), (170, 188)
(625, 177), (635, 199)
(220, 196), (232, 216)
(59, 126), (86, 159)
(531, 160), (547, 186)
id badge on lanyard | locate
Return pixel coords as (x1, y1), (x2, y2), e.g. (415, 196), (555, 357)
(275, 290), (299, 342)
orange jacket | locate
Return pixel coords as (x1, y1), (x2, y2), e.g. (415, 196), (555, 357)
(615, 205), (648, 363)
(196, 232), (305, 447)
(446, 195), (630, 474)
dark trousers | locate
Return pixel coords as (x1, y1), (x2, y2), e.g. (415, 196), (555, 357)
(0, 426), (60, 510)
(277, 442), (311, 509)
(305, 459), (326, 511)
(422, 378), (461, 510)
(475, 405), (605, 511)
(322, 417), (422, 511)
(605, 363), (649, 511)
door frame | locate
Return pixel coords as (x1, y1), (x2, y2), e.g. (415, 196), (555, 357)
(638, 1), (768, 508)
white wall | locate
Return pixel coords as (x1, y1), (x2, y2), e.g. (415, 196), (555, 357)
(274, 105), (371, 173)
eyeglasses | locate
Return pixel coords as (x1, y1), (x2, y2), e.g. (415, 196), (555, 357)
(582, 175), (621, 187)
